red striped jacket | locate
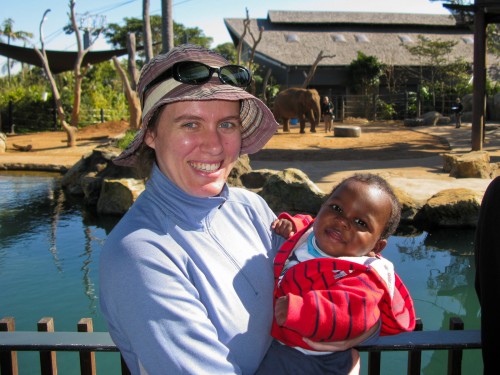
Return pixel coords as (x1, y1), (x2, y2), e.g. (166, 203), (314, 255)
(271, 213), (416, 350)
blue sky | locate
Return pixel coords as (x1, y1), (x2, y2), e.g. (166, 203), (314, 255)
(2, 0), (450, 51)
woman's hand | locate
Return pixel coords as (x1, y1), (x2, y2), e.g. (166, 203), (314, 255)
(303, 321), (380, 352)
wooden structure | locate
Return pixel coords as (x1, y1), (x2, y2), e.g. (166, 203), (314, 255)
(0, 316), (481, 375)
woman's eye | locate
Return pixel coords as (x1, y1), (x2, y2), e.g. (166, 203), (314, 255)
(354, 218), (368, 228)
(219, 122), (237, 129)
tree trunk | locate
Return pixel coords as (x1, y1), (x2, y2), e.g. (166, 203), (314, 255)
(113, 57), (142, 130)
(161, 0), (174, 53)
(127, 33), (140, 90)
(143, 0), (154, 62)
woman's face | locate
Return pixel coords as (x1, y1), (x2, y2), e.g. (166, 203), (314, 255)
(144, 100), (242, 197)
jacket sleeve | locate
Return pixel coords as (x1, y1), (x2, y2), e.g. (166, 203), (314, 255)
(282, 273), (385, 341)
(277, 212), (313, 234)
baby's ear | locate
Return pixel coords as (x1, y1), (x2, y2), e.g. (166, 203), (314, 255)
(371, 239), (387, 255)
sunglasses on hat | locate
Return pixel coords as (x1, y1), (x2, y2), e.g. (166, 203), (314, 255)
(141, 61), (252, 105)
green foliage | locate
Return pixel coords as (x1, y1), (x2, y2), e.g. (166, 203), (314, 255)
(104, 16), (212, 57)
(213, 43), (237, 63)
(116, 130), (137, 150)
(0, 61), (128, 130)
(376, 99), (397, 120)
(348, 52), (384, 94)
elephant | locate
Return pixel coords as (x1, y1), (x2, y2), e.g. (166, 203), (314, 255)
(272, 88), (321, 133)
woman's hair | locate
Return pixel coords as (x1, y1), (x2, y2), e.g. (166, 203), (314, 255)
(135, 107), (162, 179)
(328, 173), (401, 239)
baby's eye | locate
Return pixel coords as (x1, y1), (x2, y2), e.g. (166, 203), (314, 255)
(353, 218), (368, 228)
(330, 204), (342, 213)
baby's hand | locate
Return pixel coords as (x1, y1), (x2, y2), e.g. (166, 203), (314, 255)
(272, 219), (295, 239)
(275, 296), (289, 326)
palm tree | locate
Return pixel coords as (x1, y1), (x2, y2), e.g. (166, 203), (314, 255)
(0, 18), (33, 81)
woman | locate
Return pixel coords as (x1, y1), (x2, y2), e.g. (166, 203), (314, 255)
(99, 44), (371, 375)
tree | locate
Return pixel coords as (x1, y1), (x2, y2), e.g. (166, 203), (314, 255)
(403, 35), (463, 109)
(143, 0), (153, 62)
(348, 51), (384, 95)
(34, 0), (104, 147)
(104, 17), (212, 58)
(0, 18), (33, 81)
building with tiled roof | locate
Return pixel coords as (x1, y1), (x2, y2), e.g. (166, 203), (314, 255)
(224, 10), (498, 97)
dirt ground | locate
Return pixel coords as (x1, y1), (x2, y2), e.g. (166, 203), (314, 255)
(0, 119), (450, 166)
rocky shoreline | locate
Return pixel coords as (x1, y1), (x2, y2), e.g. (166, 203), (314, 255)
(58, 147), (490, 230)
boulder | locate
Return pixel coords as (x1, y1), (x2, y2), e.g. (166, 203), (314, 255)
(442, 151), (491, 178)
(97, 178), (145, 215)
(259, 168), (326, 215)
(334, 126), (361, 137)
(414, 188), (482, 228)
(240, 169), (280, 189)
(393, 187), (421, 222)
(61, 147), (139, 196)
(403, 118), (425, 127)
(227, 155), (252, 187)
(422, 111), (443, 126)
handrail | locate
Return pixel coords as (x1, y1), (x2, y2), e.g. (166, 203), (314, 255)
(0, 316), (481, 375)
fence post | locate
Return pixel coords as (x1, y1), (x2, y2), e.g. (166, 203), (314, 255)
(78, 318), (96, 375)
(408, 318), (423, 375)
(0, 317), (18, 375)
(8, 100), (13, 134)
(37, 317), (57, 375)
(448, 317), (464, 375)
(100, 109), (104, 123)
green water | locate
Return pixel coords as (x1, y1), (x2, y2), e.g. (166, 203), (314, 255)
(0, 173), (482, 374)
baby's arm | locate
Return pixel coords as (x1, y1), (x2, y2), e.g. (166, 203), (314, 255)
(271, 218), (295, 239)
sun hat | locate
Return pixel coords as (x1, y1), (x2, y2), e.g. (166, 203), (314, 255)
(113, 44), (279, 166)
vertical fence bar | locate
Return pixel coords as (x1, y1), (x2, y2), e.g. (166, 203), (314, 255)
(37, 317), (57, 375)
(448, 317), (464, 375)
(77, 318), (96, 375)
(0, 317), (18, 375)
(121, 355), (132, 375)
(408, 318), (423, 375)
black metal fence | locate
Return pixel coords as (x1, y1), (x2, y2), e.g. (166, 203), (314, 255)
(0, 101), (126, 134)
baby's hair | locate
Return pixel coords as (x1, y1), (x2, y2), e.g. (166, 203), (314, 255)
(328, 173), (401, 239)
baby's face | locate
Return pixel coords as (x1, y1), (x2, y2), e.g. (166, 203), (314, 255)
(313, 180), (391, 258)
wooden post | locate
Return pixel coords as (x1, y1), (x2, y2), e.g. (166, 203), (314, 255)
(77, 318), (96, 375)
(408, 318), (423, 375)
(37, 317), (57, 375)
(0, 317), (18, 375)
(448, 317), (465, 375)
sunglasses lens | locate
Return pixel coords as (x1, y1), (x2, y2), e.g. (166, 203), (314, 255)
(176, 62), (211, 84)
(220, 66), (251, 87)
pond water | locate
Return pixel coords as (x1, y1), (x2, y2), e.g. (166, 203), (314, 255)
(0, 172), (482, 374)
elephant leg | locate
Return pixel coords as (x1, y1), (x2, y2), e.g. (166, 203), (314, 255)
(299, 119), (306, 134)
(283, 119), (290, 133)
(308, 111), (317, 133)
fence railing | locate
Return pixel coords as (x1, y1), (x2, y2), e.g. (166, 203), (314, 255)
(0, 316), (481, 375)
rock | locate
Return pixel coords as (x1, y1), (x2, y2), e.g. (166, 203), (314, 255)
(404, 118), (425, 127)
(414, 188), (482, 228)
(227, 155), (252, 187)
(442, 151), (491, 178)
(241, 169), (280, 189)
(97, 179), (145, 215)
(259, 168), (326, 215)
(61, 147), (139, 196)
(393, 187), (421, 222)
(334, 126), (361, 137)
(422, 111), (443, 126)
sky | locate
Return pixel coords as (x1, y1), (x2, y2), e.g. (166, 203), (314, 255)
(1, 0), (451, 71)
